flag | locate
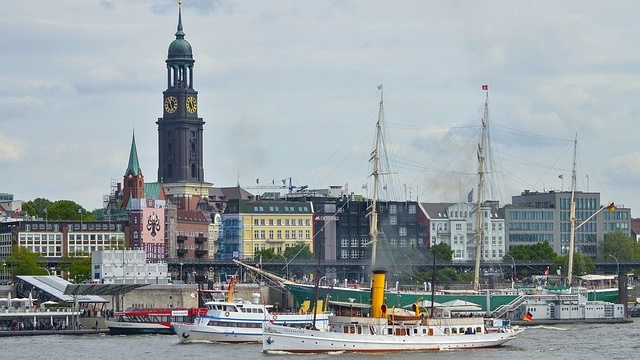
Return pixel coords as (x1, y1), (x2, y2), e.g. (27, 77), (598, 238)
(44, 208), (47, 213)
(482, 84), (488, 91)
(377, 84), (383, 91)
(344, 183), (349, 192)
(14, 208), (19, 214)
(558, 174), (563, 179)
(523, 311), (533, 322)
(467, 189), (473, 203)
(77, 209), (82, 214)
(362, 183), (368, 190)
(608, 202), (615, 212)
(544, 267), (549, 276)
(256, 178), (259, 184)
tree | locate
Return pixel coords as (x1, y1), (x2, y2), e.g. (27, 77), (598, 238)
(283, 244), (313, 261)
(58, 252), (91, 283)
(4, 246), (47, 276)
(254, 248), (277, 262)
(600, 229), (640, 260)
(506, 241), (556, 261)
(431, 242), (453, 261)
(553, 253), (596, 276)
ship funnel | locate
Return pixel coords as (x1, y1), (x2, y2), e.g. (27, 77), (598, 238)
(370, 269), (387, 318)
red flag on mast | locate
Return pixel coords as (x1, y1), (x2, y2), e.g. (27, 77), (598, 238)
(481, 84), (488, 91)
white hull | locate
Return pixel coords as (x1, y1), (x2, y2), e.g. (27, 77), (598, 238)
(262, 323), (521, 353)
(173, 313), (330, 344)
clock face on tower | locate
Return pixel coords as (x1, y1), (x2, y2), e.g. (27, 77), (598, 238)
(186, 96), (197, 113)
(164, 96), (178, 113)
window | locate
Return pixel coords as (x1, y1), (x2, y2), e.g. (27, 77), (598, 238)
(389, 204), (397, 214)
(269, 230), (274, 240)
(277, 230), (282, 239)
(389, 216), (397, 225)
(399, 227), (407, 236)
(341, 238), (349, 247)
(351, 238), (359, 247)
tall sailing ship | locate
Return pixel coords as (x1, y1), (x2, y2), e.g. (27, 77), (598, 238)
(237, 86), (621, 314)
(261, 86), (522, 353)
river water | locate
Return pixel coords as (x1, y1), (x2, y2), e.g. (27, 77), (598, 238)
(1, 321), (637, 360)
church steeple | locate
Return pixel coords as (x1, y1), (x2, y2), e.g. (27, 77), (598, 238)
(126, 131), (142, 177)
(123, 131), (145, 208)
(157, 1), (205, 185)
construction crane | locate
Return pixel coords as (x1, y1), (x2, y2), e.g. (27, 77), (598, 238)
(243, 177), (308, 193)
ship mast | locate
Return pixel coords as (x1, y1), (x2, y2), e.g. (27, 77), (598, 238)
(368, 87), (383, 267)
(567, 133), (578, 286)
(473, 88), (489, 292)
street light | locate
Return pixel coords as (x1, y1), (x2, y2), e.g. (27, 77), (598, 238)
(179, 262), (184, 281)
(609, 254), (619, 276)
(505, 254), (516, 286)
(39, 267), (50, 275)
(280, 254), (290, 280)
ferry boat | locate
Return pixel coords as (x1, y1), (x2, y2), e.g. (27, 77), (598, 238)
(262, 270), (522, 353)
(171, 278), (331, 343)
(105, 307), (206, 335)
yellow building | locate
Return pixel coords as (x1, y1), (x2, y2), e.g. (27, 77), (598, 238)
(221, 199), (314, 260)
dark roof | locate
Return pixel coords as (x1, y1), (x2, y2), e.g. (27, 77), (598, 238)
(420, 202), (456, 219)
(176, 210), (208, 223)
(63, 283), (147, 297)
(208, 186), (254, 201)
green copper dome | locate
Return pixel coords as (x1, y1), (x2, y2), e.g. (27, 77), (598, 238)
(167, 3), (193, 61)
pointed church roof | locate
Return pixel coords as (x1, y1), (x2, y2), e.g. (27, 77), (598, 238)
(125, 132), (142, 177)
(167, 1), (193, 62)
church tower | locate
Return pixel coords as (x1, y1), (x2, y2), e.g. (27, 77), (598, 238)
(122, 132), (145, 208)
(157, 2), (211, 210)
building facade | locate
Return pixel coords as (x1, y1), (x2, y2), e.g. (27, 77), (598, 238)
(421, 201), (506, 262)
(220, 199), (314, 261)
(505, 190), (631, 257)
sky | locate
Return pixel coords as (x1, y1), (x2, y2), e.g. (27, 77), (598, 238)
(2, 1), (640, 216)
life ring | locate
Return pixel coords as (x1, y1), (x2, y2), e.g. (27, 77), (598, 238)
(273, 315), (278, 320)
(225, 311), (230, 317)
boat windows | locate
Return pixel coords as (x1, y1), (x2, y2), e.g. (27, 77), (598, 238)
(444, 328), (449, 335)
(475, 327), (482, 333)
(451, 328), (457, 334)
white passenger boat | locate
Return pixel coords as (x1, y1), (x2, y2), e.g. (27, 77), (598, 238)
(263, 270), (522, 353)
(172, 279), (330, 343)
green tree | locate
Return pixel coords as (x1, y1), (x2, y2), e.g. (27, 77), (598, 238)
(431, 242), (453, 261)
(4, 246), (47, 276)
(506, 241), (556, 261)
(58, 252), (91, 283)
(553, 253), (596, 276)
(600, 229), (640, 260)
(283, 244), (313, 261)
(254, 248), (277, 262)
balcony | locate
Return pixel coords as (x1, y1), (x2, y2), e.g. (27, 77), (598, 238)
(195, 248), (208, 257)
(177, 247), (188, 254)
(177, 235), (187, 242)
(195, 235), (207, 243)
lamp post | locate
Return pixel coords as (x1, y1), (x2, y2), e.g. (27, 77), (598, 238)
(40, 267), (50, 275)
(280, 254), (290, 280)
(609, 254), (619, 276)
(505, 253), (516, 285)
(179, 262), (184, 282)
